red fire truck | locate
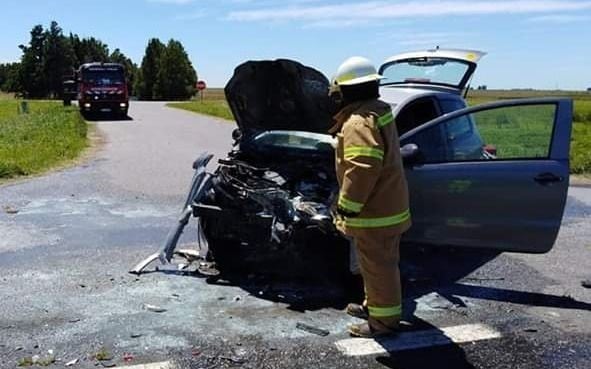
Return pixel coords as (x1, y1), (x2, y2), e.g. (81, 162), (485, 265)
(77, 63), (129, 117)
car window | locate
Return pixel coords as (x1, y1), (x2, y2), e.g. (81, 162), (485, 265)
(380, 58), (471, 88)
(471, 104), (555, 159)
(439, 99), (466, 114)
(396, 97), (440, 135)
(405, 103), (557, 163)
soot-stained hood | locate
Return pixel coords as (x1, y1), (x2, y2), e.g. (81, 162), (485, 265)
(225, 59), (334, 137)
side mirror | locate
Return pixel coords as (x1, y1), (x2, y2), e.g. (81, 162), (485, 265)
(400, 143), (421, 165)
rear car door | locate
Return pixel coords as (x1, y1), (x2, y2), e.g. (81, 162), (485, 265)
(400, 98), (572, 253)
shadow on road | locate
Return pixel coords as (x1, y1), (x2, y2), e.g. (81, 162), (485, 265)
(446, 283), (591, 311)
(149, 242), (591, 313)
(82, 112), (133, 122)
(376, 344), (476, 369)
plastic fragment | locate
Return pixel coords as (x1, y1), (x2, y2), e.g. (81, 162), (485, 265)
(296, 322), (330, 336)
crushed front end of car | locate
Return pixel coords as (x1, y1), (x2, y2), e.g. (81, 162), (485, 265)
(131, 59), (350, 277)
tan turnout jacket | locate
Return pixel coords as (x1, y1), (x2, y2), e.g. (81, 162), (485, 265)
(332, 99), (411, 237)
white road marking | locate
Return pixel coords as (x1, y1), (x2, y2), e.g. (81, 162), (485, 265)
(116, 361), (173, 369)
(335, 323), (501, 356)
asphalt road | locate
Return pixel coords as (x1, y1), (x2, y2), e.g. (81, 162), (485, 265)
(0, 102), (590, 369)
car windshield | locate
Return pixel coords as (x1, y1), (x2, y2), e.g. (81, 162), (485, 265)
(380, 58), (471, 88)
(252, 130), (335, 153)
(82, 69), (125, 86)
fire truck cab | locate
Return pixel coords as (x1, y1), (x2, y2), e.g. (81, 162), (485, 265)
(77, 63), (129, 117)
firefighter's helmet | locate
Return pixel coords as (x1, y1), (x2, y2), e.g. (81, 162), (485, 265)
(334, 56), (384, 86)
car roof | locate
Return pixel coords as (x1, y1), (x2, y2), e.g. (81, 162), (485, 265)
(382, 48), (487, 65)
(379, 86), (463, 114)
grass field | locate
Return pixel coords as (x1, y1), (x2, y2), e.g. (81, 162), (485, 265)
(0, 100), (88, 179)
(168, 100), (234, 121)
(167, 89), (234, 121)
(468, 90), (591, 174)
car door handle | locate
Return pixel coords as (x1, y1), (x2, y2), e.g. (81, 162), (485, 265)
(534, 172), (564, 185)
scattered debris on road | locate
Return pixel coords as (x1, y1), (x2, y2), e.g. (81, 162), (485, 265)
(143, 303), (167, 313)
(123, 352), (134, 363)
(130, 332), (143, 338)
(17, 357), (34, 367)
(3, 205), (19, 214)
(99, 360), (116, 368)
(94, 347), (113, 361)
(17, 353), (55, 367)
(463, 277), (505, 282)
(581, 279), (591, 288)
(296, 322), (330, 337)
(65, 358), (78, 367)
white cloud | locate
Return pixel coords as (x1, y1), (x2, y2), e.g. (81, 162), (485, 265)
(527, 14), (591, 23)
(227, 1), (591, 22)
(147, 0), (195, 4)
(302, 19), (372, 29)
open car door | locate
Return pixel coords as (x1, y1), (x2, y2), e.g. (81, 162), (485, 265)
(400, 98), (572, 253)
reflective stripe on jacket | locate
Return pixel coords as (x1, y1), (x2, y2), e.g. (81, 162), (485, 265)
(332, 99), (411, 236)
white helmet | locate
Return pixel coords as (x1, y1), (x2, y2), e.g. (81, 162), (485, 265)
(334, 56), (384, 86)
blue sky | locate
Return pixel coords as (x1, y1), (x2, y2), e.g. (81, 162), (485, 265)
(1, 0), (590, 89)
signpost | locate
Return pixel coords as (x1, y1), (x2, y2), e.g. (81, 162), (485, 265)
(196, 80), (207, 102)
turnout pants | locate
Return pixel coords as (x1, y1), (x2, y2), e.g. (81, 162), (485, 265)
(355, 232), (402, 329)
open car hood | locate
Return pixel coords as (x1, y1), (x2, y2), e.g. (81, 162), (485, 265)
(225, 59), (334, 137)
(379, 48), (486, 93)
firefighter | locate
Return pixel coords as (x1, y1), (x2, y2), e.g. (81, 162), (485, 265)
(329, 56), (411, 338)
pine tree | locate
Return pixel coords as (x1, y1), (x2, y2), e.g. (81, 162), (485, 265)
(154, 39), (197, 100)
(136, 38), (165, 100)
(3, 63), (22, 92)
(110, 49), (138, 96)
(43, 21), (76, 98)
(18, 25), (47, 97)
(70, 34), (109, 65)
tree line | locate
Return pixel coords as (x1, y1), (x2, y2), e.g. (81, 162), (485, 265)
(0, 21), (197, 100)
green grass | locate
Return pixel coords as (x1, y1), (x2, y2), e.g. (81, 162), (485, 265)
(475, 104), (554, 159)
(168, 100), (234, 121)
(0, 100), (88, 179)
(468, 91), (591, 174)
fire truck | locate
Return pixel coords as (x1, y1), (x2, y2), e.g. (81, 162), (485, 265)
(77, 63), (129, 117)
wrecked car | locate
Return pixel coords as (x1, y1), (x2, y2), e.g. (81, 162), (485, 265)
(131, 49), (573, 276)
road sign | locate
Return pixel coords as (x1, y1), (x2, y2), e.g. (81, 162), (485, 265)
(197, 80), (207, 91)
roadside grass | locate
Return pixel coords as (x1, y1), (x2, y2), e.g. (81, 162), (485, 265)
(167, 100), (234, 121)
(0, 91), (15, 100)
(0, 100), (88, 179)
